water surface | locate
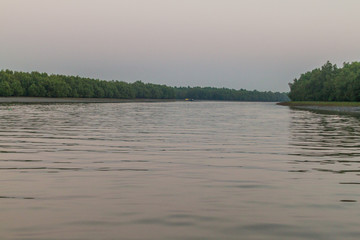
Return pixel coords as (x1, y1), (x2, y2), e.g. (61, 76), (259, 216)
(1, 102), (360, 240)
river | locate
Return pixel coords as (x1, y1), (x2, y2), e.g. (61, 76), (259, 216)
(1, 101), (360, 239)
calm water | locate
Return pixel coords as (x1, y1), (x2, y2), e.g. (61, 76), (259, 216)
(1, 101), (360, 240)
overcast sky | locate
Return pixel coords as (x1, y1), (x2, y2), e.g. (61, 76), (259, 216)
(1, 0), (360, 92)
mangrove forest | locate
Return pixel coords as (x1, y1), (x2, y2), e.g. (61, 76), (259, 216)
(288, 61), (360, 101)
(0, 69), (289, 102)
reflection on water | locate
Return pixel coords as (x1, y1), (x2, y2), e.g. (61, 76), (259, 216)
(1, 102), (360, 239)
(288, 109), (360, 213)
(289, 109), (360, 173)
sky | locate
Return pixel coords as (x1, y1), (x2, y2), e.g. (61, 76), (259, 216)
(1, 0), (360, 92)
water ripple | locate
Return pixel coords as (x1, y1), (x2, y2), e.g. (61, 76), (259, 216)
(1, 102), (360, 240)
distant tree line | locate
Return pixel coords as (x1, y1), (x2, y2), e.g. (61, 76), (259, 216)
(0, 70), (174, 99)
(0, 69), (289, 102)
(288, 61), (360, 101)
(174, 86), (289, 102)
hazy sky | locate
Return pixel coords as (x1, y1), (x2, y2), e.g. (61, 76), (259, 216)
(1, 0), (360, 92)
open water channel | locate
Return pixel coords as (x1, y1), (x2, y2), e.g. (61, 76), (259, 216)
(1, 101), (360, 239)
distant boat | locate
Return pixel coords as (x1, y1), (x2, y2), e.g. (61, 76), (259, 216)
(185, 98), (195, 101)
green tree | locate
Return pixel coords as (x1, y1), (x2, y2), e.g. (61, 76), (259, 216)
(0, 81), (13, 96)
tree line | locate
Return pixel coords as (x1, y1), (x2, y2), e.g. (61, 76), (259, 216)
(0, 69), (289, 102)
(174, 86), (289, 102)
(0, 70), (174, 99)
(288, 61), (360, 101)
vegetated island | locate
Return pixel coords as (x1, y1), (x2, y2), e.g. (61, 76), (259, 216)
(0, 69), (289, 103)
(278, 61), (360, 114)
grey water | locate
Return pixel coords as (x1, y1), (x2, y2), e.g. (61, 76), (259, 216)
(1, 101), (360, 240)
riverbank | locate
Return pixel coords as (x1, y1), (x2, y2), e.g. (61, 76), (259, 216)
(277, 101), (360, 114)
(0, 97), (176, 103)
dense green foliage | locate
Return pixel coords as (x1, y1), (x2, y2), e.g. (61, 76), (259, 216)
(0, 69), (289, 101)
(288, 61), (360, 101)
(0, 70), (174, 99)
(174, 86), (289, 101)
